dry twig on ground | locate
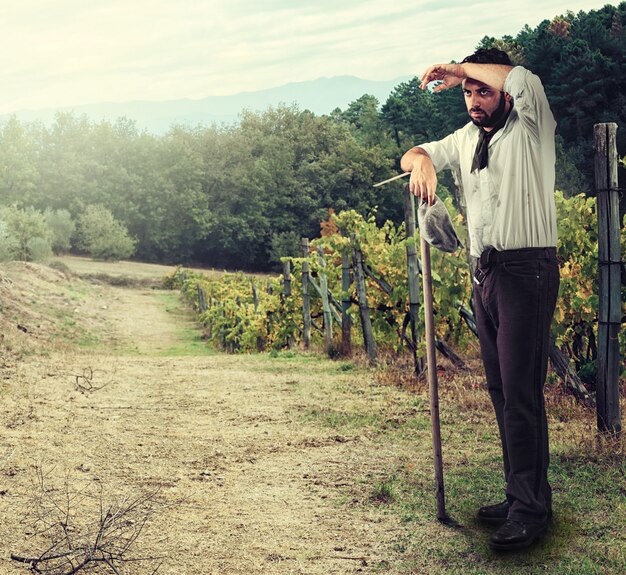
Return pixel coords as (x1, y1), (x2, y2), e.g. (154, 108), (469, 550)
(74, 368), (107, 394)
(12, 467), (164, 574)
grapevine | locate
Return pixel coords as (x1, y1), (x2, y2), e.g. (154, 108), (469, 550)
(165, 193), (625, 384)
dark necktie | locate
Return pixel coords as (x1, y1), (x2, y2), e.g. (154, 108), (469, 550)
(470, 111), (509, 173)
(471, 128), (494, 173)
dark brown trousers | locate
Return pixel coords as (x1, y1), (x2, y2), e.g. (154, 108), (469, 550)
(473, 247), (560, 522)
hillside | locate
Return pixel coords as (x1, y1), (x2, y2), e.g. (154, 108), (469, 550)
(1, 75), (410, 133)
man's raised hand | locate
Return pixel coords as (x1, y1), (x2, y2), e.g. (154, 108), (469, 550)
(420, 64), (466, 92)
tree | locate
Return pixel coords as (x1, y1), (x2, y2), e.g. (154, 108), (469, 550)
(477, 35), (527, 65)
(0, 220), (18, 262)
(36, 113), (97, 214)
(547, 38), (618, 142)
(0, 116), (41, 206)
(268, 231), (301, 266)
(518, 6), (626, 185)
(76, 205), (136, 261)
(44, 208), (75, 254)
(380, 76), (468, 165)
(337, 94), (395, 150)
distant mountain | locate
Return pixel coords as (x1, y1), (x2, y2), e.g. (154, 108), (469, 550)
(2, 75), (411, 134)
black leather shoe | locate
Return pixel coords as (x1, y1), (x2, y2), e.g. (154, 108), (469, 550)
(489, 519), (548, 551)
(478, 501), (553, 526)
(477, 500), (509, 525)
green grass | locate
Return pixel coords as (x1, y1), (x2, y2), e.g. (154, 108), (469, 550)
(47, 312), (107, 351)
(151, 292), (216, 356)
(301, 406), (386, 430)
(243, 350), (367, 377)
(370, 475), (398, 504)
(159, 328), (216, 357)
(279, 353), (626, 574)
(76, 331), (105, 349)
(350, 444), (625, 575)
(345, 416), (625, 575)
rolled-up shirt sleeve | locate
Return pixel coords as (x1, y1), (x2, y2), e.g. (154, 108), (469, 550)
(418, 131), (461, 173)
(504, 66), (556, 143)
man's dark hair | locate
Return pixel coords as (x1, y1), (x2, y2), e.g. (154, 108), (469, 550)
(461, 47), (512, 66)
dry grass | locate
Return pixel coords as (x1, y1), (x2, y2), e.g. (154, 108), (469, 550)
(52, 255), (273, 283)
(0, 261), (409, 574)
(0, 260), (624, 575)
(50, 256), (183, 280)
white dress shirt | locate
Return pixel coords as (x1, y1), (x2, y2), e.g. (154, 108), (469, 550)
(419, 66), (558, 258)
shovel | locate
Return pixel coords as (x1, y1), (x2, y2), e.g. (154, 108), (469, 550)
(420, 234), (447, 522)
(373, 174), (449, 523)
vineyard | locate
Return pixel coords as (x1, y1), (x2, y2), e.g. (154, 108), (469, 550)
(165, 191), (624, 394)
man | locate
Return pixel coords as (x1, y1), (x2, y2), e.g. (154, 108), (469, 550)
(401, 48), (560, 551)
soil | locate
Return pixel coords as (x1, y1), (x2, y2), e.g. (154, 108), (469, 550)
(0, 260), (409, 575)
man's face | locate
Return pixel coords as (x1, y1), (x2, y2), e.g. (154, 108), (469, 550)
(462, 78), (511, 129)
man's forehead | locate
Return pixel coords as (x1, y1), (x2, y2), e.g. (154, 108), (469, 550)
(462, 78), (492, 90)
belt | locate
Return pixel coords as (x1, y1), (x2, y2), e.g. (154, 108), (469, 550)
(474, 247), (557, 286)
(479, 247), (556, 268)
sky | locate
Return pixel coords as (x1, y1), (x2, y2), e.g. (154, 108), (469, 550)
(0, 0), (620, 114)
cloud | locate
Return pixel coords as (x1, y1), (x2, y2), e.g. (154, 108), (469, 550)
(0, 0), (618, 113)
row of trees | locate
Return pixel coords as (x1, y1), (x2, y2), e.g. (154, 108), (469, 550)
(0, 110), (392, 268)
(0, 3), (623, 270)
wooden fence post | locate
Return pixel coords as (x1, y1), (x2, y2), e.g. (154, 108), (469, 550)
(251, 282), (259, 311)
(594, 123), (622, 434)
(341, 253), (352, 357)
(316, 245), (333, 352)
(218, 302), (226, 350)
(301, 238), (312, 350)
(251, 281), (264, 352)
(282, 260), (295, 349)
(207, 296), (213, 339)
(352, 242), (377, 364)
(197, 285), (208, 312)
(282, 260), (292, 296)
(404, 185), (425, 375)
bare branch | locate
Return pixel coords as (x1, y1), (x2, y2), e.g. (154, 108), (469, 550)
(12, 468), (165, 574)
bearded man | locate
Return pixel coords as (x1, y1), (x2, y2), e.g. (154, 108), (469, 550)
(401, 48), (560, 551)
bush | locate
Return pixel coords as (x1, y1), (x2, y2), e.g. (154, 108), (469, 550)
(0, 206), (53, 262)
(76, 205), (136, 261)
(27, 237), (53, 261)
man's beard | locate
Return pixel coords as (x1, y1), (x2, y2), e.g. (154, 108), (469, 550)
(470, 92), (507, 128)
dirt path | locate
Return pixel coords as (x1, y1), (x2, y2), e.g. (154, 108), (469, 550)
(0, 279), (410, 574)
